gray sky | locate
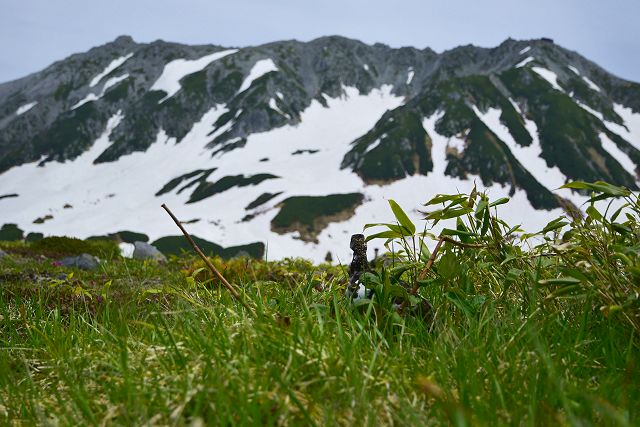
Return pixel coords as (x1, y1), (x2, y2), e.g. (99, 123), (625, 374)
(1, 0), (639, 84)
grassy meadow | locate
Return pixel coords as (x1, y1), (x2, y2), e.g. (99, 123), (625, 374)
(0, 181), (639, 426)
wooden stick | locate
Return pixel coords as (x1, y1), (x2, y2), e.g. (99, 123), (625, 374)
(161, 203), (254, 314)
(413, 236), (445, 293)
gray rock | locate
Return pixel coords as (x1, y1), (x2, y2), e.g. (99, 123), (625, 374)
(0, 249), (8, 258)
(133, 241), (167, 262)
(59, 253), (100, 270)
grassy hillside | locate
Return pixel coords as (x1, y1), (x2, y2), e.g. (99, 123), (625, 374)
(0, 181), (639, 425)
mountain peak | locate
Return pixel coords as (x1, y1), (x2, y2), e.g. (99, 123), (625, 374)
(1, 36), (639, 262)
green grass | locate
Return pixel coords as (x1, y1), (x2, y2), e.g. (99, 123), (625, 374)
(1, 183), (639, 425)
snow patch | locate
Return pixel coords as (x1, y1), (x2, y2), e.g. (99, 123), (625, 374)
(515, 57), (535, 68)
(519, 46), (531, 55)
(238, 59), (279, 93)
(568, 65), (580, 75)
(151, 49), (238, 103)
(406, 69), (415, 85)
(363, 64), (369, 71)
(71, 74), (130, 109)
(599, 132), (637, 178)
(575, 101), (602, 120)
(531, 67), (563, 91)
(89, 53), (133, 87)
(472, 105), (568, 194)
(102, 74), (129, 92)
(16, 102), (37, 115)
(447, 137), (466, 154)
(71, 93), (100, 110)
(269, 98), (288, 117)
(610, 104), (640, 150)
(582, 76), (601, 92)
(364, 138), (382, 154)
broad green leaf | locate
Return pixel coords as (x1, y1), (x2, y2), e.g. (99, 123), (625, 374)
(561, 181), (630, 197)
(445, 291), (476, 317)
(365, 230), (403, 242)
(388, 199), (416, 235)
(425, 207), (473, 221)
(441, 228), (476, 238)
(489, 197), (510, 208)
(387, 285), (410, 300)
(438, 252), (458, 279)
(474, 199), (488, 219)
(424, 194), (466, 206)
(541, 217), (568, 234)
(585, 205), (603, 222)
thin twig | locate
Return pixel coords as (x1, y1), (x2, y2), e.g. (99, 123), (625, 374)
(410, 235), (488, 294)
(413, 236), (446, 293)
(161, 203), (254, 315)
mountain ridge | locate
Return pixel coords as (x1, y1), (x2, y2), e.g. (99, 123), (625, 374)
(1, 35), (639, 262)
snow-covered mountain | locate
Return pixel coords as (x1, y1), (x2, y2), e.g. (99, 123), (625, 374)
(1, 35), (639, 262)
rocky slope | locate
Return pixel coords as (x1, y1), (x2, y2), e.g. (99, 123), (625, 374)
(0, 35), (639, 261)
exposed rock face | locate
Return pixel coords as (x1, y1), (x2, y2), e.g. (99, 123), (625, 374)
(133, 241), (167, 262)
(59, 253), (100, 270)
(1, 35), (640, 262)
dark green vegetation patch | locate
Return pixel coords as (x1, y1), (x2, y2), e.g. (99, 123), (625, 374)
(500, 67), (640, 189)
(246, 192), (283, 210)
(151, 235), (265, 260)
(272, 193), (364, 241)
(30, 236), (120, 258)
(0, 224), (24, 241)
(188, 174), (279, 204)
(342, 107), (433, 183)
(87, 230), (150, 243)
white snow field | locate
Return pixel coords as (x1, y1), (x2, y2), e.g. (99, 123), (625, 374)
(472, 106), (568, 195)
(406, 69), (415, 85)
(515, 56), (535, 68)
(238, 59), (279, 93)
(72, 74), (130, 110)
(16, 102), (37, 115)
(89, 53), (133, 87)
(582, 76), (601, 92)
(531, 67), (563, 91)
(519, 46), (531, 55)
(599, 133), (637, 177)
(0, 85), (613, 263)
(151, 49), (238, 103)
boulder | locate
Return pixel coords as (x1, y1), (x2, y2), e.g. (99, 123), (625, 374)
(59, 253), (100, 270)
(0, 249), (8, 258)
(133, 241), (167, 262)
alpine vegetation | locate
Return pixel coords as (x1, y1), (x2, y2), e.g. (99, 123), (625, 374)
(0, 180), (639, 424)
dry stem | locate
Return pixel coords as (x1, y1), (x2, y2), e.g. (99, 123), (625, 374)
(161, 203), (254, 315)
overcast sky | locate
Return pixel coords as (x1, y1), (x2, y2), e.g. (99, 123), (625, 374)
(1, 0), (639, 84)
